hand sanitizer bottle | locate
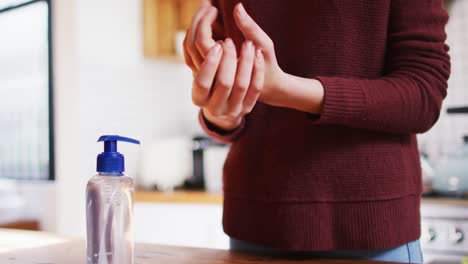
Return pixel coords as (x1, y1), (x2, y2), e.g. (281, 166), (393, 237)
(86, 135), (140, 264)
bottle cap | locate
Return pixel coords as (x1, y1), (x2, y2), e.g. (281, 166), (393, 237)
(96, 135), (140, 174)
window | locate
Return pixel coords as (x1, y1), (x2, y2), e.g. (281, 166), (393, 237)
(0, 0), (54, 180)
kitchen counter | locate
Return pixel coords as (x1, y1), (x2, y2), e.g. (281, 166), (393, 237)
(0, 219), (39, 231)
(422, 197), (468, 207)
(0, 229), (394, 264)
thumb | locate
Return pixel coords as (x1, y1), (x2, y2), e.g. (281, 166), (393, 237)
(233, 3), (275, 57)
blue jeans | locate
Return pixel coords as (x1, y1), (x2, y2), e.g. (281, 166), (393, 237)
(230, 238), (423, 264)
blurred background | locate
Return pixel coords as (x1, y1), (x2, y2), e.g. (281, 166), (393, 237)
(0, 0), (467, 263)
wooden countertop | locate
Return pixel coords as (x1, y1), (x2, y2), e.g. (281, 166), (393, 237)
(421, 197), (468, 207)
(135, 190), (223, 204)
(0, 219), (40, 231)
(0, 229), (393, 264)
(135, 190), (468, 207)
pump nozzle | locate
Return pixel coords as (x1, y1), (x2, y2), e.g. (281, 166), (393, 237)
(97, 135), (140, 174)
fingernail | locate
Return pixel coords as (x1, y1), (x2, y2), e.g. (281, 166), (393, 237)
(225, 38), (234, 47)
(212, 43), (222, 54)
(256, 49), (263, 60)
(244, 40), (253, 50)
(237, 3), (246, 18)
(208, 6), (217, 14)
(199, 2), (209, 11)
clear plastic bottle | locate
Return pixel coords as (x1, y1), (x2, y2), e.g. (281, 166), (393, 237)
(86, 135), (140, 264)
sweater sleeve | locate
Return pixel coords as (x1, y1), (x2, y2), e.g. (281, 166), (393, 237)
(314, 0), (450, 134)
(198, 110), (245, 143)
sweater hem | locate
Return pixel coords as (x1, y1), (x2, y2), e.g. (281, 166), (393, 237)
(223, 194), (421, 251)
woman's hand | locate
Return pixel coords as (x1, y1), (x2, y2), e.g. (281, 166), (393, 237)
(185, 1), (323, 132)
(184, 2), (266, 131)
(232, 3), (284, 105)
(192, 38), (265, 131)
(183, 1), (219, 73)
(233, 3), (325, 114)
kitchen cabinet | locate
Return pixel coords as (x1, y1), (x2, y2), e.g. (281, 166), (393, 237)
(135, 195), (228, 249)
(143, 0), (202, 59)
(420, 198), (468, 263)
(0, 228), (396, 263)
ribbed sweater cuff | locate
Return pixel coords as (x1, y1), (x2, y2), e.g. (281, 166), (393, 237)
(198, 110), (245, 144)
(314, 77), (367, 126)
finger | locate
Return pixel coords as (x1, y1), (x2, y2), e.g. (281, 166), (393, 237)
(233, 3), (275, 58)
(243, 49), (265, 113)
(187, 1), (211, 70)
(183, 30), (196, 72)
(187, 28), (205, 71)
(192, 43), (223, 107)
(195, 6), (218, 58)
(207, 38), (237, 116)
(188, 1), (211, 42)
(227, 40), (254, 115)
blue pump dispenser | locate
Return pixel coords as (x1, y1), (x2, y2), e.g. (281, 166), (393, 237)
(96, 135), (140, 174)
(88, 135), (139, 263)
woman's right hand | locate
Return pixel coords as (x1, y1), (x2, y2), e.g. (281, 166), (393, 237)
(192, 38), (265, 131)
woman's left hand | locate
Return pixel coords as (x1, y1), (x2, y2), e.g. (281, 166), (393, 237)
(233, 3), (325, 114)
(232, 3), (285, 106)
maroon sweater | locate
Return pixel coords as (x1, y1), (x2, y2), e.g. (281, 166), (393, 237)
(200, 0), (450, 250)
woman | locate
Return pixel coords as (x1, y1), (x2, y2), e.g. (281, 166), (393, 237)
(183, 0), (450, 263)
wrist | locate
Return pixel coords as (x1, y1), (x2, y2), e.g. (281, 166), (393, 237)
(259, 69), (289, 107)
(202, 108), (243, 131)
(276, 73), (324, 114)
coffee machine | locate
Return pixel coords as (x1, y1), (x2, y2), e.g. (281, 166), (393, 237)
(432, 106), (468, 197)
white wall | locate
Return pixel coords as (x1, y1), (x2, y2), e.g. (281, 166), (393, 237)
(16, 182), (56, 232)
(54, 0), (201, 237)
(53, 0), (82, 236)
(418, 1), (468, 159)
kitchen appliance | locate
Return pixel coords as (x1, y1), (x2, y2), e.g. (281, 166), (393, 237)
(421, 154), (435, 195)
(204, 144), (229, 193)
(432, 106), (468, 197)
(421, 200), (468, 264)
(184, 136), (228, 190)
(420, 106), (468, 263)
(139, 137), (192, 191)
